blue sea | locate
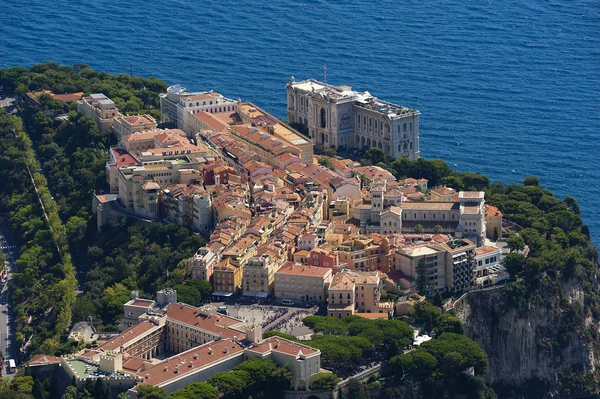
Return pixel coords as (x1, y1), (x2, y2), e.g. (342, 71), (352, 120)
(1, 0), (598, 244)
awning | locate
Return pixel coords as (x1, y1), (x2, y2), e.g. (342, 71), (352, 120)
(212, 291), (233, 297)
(256, 292), (269, 298)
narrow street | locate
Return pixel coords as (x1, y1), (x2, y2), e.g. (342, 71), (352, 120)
(0, 224), (17, 377)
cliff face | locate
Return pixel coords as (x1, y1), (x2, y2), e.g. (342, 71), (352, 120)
(454, 279), (596, 388)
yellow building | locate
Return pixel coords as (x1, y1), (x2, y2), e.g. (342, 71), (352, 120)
(213, 259), (241, 294)
(485, 204), (503, 240)
(113, 113), (157, 139)
(236, 102), (314, 164)
(77, 93), (117, 132)
(242, 253), (281, 297)
(328, 269), (391, 318)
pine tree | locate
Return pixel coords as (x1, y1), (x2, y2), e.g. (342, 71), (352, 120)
(416, 258), (428, 296)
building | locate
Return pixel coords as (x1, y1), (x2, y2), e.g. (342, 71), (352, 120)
(188, 247), (218, 281)
(237, 102), (314, 164)
(228, 124), (303, 167)
(106, 148), (139, 193)
(25, 298), (322, 397)
(286, 77), (420, 159)
(159, 85), (236, 134)
(213, 259), (241, 294)
(274, 261), (333, 303)
(116, 158), (203, 219)
(327, 269), (392, 318)
(352, 180), (486, 246)
(24, 90), (83, 110)
(474, 246), (507, 287)
(162, 184), (213, 233)
(392, 245), (447, 293)
(242, 253), (280, 298)
(436, 239), (476, 292)
(485, 204), (503, 240)
(77, 93), (118, 132)
(113, 114), (157, 139)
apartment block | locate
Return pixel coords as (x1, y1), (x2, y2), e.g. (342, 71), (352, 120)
(274, 261), (333, 303)
(77, 93), (117, 132)
(113, 113), (157, 139)
(188, 247), (218, 281)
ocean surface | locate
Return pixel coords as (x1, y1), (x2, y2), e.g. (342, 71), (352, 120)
(1, 0), (599, 244)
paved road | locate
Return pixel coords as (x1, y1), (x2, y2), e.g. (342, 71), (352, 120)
(0, 224), (17, 376)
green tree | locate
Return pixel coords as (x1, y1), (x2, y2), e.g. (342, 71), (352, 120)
(318, 157), (331, 168)
(346, 378), (369, 399)
(433, 225), (443, 234)
(136, 385), (167, 399)
(410, 301), (441, 333)
(323, 148), (337, 157)
(414, 224), (424, 234)
(419, 333), (488, 376)
(390, 350), (437, 380)
(9, 377), (34, 395)
(416, 258), (428, 296)
(66, 215), (87, 247)
(522, 176), (540, 187)
(206, 370), (250, 396)
(310, 373), (340, 390)
(60, 386), (78, 399)
(563, 195), (581, 215)
(170, 382), (218, 399)
(506, 234), (525, 252)
(362, 148), (385, 165)
(504, 252), (525, 277)
(188, 278), (213, 301)
(102, 283), (132, 324)
(434, 314), (463, 335)
(173, 284), (201, 306)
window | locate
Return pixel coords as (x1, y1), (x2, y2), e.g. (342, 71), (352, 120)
(320, 108), (327, 128)
(403, 123), (407, 132)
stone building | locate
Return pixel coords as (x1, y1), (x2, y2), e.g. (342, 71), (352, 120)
(286, 77), (420, 159)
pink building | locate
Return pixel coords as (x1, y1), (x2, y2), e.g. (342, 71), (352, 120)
(274, 262), (333, 303)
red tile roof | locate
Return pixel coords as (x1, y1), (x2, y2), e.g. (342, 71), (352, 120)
(246, 336), (318, 357)
(99, 320), (158, 352)
(136, 339), (245, 389)
(165, 303), (246, 340)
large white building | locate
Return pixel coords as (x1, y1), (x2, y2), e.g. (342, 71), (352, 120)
(160, 85), (236, 136)
(286, 78), (420, 159)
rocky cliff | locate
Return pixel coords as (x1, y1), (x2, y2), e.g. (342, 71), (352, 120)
(454, 276), (598, 394)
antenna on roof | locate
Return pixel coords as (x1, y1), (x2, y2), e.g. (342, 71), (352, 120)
(324, 61), (327, 86)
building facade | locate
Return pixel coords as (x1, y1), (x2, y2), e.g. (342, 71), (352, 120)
(286, 78), (420, 159)
(188, 247), (218, 281)
(274, 262), (333, 303)
(159, 85), (236, 135)
(77, 93), (118, 132)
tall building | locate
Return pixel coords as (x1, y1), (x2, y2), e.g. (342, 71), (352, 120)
(188, 247), (218, 281)
(286, 77), (420, 159)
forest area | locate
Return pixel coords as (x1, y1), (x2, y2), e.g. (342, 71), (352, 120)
(0, 63), (209, 358)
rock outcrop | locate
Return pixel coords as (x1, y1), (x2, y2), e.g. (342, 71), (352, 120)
(454, 278), (597, 388)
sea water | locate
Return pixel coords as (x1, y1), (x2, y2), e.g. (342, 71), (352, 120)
(1, 0), (598, 243)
